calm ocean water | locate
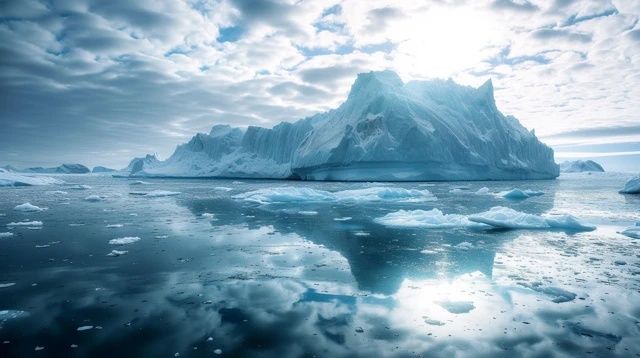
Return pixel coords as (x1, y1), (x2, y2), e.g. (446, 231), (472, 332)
(0, 173), (639, 357)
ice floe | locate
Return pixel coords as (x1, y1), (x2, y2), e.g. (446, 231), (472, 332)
(107, 250), (128, 256)
(0, 283), (16, 288)
(0, 232), (14, 238)
(214, 186), (233, 191)
(438, 300), (475, 314)
(619, 227), (640, 239)
(619, 175), (640, 194)
(109, 236), (141, 245)
(375, 209), (479, 229)
(66, 184), (92, 190)
(298, 210), (318, 215)
(499, 188), (544, 200)
(130, 180), (151, 185)
(0, 172), (64, 186)
(106, 224), (124, 228)
(469, 207), (595, 231)
(14, 203), (47, 212)
(519, 282), (577, 303)
(234, 186), (436, 204)
(77, 326), (94, 331)
(129, 190), (180, 197)
(84, 195), (106, 202)
(334, 217), (352, 221)
(7, 221), (43, 227)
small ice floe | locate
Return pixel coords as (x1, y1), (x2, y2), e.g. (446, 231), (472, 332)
(106, 224), (124, 228)
(298, 210), (318, 216)
(35, 244), (50, 248)
(47, 190), (68, 195)
(67, 184), (92, 190)
(129, 180), (151, 185)
(109, 236), (141, 245)
(468, 206), (595, 231)
(375, 209), (480, 229)
(214, 187), (233, 191)
(68, 223), (85, 227)
(499, 188), (544, 200)
(70, 344), (78, 348)
(334, 217), (352, 221)
(438, 300), (475, 314)
(155, 235), (168, 239)
(519, 282), (576, 303)
(353, 231), (370, 236)
(0, 283), (16, 288)
(0, 232), (14, 238)
(234, 186), (437, 204)
(454, 242), (473, 250)
(35, 346), (45, 351)
(213, 349), (222, 355)
(107, 250), (128, 257)
(423, 317), (445, 326)
(85, 195), (106, 202)
(619, 227), (640, 239)
(619, 175), (640, 194)
(475, 187), (491, 195)
(14, 203), (47, 212)
(129, 190), (180, 197)
(7, 221), (43, 227)
(206, 337), (213, 342)
(201, 213), (215, 218)
(77, 325), (93, 331)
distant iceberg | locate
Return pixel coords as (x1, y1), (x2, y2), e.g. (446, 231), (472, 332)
(0, 169), (64, 187)
(619, 175), (640, 194)
(124, 71), (559, 181)
(559, 160), (604, 173)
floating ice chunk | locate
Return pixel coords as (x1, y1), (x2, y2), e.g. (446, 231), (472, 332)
(109, 237), (141, 245)
(7, 221), (43, 227)
(423, 317), (445, 326)
(14, 203), (47, 212)
(67, 184), (92, 190)
(438, 300), (475, 314)
(0, 172), (64, 186)
(353, 231), (370, 236)
(214, 349), (222, 355)
(106, 224), (124, 228)
(0, 310), (27, 320)
(155, 235), (168, 239)
(620, 227), (640, 239)
(334, 217), (352, 221)
(455, 242), (473, 250)
(129, 190), (180, 197)
(234, 186), (436, 204)
(468, 207), (595, 231)
(77, 326), (93, 331)
(375, 209), (480, 228)
(85, 195), (106, 202)
(47, 190), (68, 195)
(500, 188), (544, 200)
(298, 210), (318, 215)
(129, 180), (151, 185)
(35, 346), (45, 351)
(201, 213), (215, 218)
(520, 282), (576, 303)
(0, 232), (14, 238)
(619, 175), (640, 194)
(214, 187), (232, 191)
(0, 283), (16, 288)
(475, 187), (491, 195)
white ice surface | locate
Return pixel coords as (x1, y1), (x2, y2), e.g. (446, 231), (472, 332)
(469, 206), (595, 231)
(619, 175), (640, 194)
(375, 209), (480, 228)
(14, 203), (47, 212)
(0, 172), (64, 187)
(109, 236), (141, 245)
(234, 186), (436, 204)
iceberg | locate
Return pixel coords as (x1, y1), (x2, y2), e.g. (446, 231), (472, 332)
(0, 171), (64, 187)
(233, 186), (436, 204)
(125, 71), (559, 181)
(468, 206), (595, 231)
(22, 163), (90, 174)
(109, 236), (141, 245)
(559, 160), (604, 173)
(620, 227), (640, 239)
(374, 209), (479, 228)
(499, 188), (544, 200)
(619, 175), (640, 194)
(92, 166), (115, 173)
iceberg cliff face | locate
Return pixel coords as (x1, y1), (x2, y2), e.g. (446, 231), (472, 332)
(133, 70), (559, 181)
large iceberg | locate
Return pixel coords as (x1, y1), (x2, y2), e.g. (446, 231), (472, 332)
(559, 160), (604, 173)
(129, 71), (559, 181)
(619, 175), (640, 194)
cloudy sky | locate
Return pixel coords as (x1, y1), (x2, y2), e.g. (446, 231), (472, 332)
(0, 0), (638, 171)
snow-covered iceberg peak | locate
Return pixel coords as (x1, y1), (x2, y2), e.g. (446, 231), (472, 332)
(128, 70), (559, 181)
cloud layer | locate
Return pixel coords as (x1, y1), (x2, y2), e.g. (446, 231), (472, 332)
(0, 0), (638, 169)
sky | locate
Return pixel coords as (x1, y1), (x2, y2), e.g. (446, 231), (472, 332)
(0, 0), (638, 171)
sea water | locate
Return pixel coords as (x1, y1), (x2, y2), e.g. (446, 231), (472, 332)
(0, 173), (638, 357)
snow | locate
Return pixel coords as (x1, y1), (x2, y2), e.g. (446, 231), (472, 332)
(559, 160), (604, 173)
(125, 70), (558, 181)
(109, 236), (141, 245)
(0, 232), (14, 238)
(468, 207), (595, 231)
(619, 175), (640, 194)
(7, 221), (43, 227)
(129, 190), (180, 197)
(375, 209), (479, 228)
(500, 188), (544, 200)
(0, 172), (64, 187)
(234, 187), (436, 204)
(14, 203), (47, 212)
(85, 195), (106, 202)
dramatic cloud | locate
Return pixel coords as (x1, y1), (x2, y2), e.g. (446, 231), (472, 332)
(0, 0), (638, 170)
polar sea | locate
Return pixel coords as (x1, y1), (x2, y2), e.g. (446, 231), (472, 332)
(0, 173), (639, 357)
